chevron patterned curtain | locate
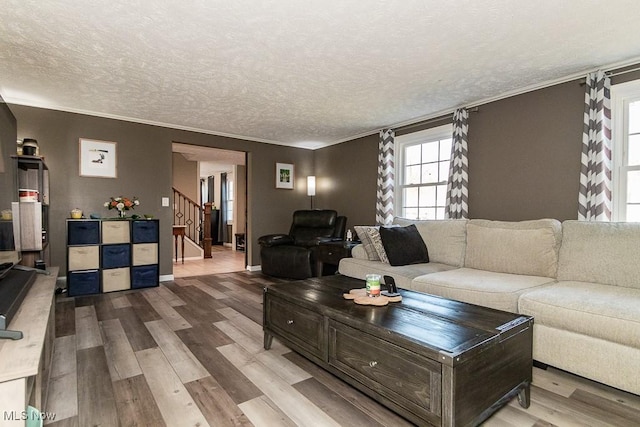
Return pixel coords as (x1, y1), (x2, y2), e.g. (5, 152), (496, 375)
(445, 109), (469, 219)
(376, 129), (395, 225)
(578, 71), (612, 221)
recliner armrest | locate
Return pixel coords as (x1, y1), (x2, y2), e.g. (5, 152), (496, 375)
(297, 236), (341, 247)
(258, 234), (294, 247)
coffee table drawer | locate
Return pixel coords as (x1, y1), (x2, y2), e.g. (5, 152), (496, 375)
(328, 319), (442, 424)
(265, 297), (324, 358)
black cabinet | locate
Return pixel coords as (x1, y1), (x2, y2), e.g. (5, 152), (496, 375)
(11, 155), (50, 267)
(66, 219), (159, 296)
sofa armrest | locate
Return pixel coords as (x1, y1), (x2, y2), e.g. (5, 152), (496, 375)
(350, 244), (368, 260)
(258, 234), (294, 247)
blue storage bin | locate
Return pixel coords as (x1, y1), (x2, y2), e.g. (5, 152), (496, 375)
(132, 220), (159, 243)
(68, 270), (100, 296)
(131, 265), (158, 289)
(68, 220), (100, 245)
(102, 244), (131, 269)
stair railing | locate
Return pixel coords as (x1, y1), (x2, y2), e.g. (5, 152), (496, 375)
(172, 187), (212, 258)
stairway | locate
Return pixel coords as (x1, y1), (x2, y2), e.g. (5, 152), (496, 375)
(172, 187), (213, 258)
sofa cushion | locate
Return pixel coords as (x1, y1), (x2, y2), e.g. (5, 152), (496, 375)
(338, 257), (455, 290)
(558, 220), (640, 289)
(411, 267), (555, 312)
(392, 218), (467, 267)
(464, 219), (562, 278)
(379, 224), (429, 266)
(519, 281), (640, 349)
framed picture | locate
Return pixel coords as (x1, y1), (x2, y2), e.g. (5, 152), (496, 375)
(79, 138), (117, 178)
(275, 163), (294, 189)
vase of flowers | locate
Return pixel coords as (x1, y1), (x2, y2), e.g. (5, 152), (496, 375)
(105, 196), (139, 219)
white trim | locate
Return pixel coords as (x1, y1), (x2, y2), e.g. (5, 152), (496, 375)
(247, 265), (262, 272)
(611, 79), (640, 221)
(8, 56), (640, 151)
(177, 255), (204, 261)
(159, 274), (174, 282)
(386, 57), (640, 131)
(5, 97), (298, 147)
(326, 57), (640, 149)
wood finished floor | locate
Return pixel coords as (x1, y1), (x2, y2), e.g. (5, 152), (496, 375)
(45, 271), (640, 426)
(172, 246), (246, 278)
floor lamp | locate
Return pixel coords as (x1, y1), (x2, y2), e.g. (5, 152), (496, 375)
(307, 176), (316, 209)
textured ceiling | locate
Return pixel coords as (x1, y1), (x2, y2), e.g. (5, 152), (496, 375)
(2, 1), (640, 149)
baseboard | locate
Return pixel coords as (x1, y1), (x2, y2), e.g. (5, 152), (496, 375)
(159, 274), (174, 282)
(176, 256), (203, 261)
(246, 265), (262, 272)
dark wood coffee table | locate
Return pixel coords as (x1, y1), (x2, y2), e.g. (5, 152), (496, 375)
(263, 274), (533, 427)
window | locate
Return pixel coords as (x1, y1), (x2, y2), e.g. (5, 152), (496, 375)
(396, 124), (453, 220)
(612, 80), (640, 221)
(226, 176), (234, 224)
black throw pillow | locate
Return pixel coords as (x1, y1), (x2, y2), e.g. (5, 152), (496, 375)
(379, 224), (429, 266)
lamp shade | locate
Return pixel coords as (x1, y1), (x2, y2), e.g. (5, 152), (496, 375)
(307, 176), (316, 196)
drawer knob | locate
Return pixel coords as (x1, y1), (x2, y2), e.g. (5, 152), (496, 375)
(369, 361), (378, 368)
(286, 320), (294, 325)
(328, 251), (333, 255)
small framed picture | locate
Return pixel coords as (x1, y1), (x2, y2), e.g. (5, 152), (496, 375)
(275, 163), (294, 189)
(79, 138), (117, 178)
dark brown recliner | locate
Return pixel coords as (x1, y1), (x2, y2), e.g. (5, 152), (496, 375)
(258, 210), (346, 279)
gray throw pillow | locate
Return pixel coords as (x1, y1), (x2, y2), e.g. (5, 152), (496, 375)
(354, 226), (382, 261)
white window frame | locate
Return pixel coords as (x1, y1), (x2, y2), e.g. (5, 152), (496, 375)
(395, 124), (453, 220)
(612, 79), (640, 221)
(226, 173), (234, 225)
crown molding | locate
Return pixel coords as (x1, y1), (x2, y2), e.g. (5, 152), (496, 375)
(7, 55), (640, 151)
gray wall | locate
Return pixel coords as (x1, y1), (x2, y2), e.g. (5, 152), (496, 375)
(172, 153), (199, 203)
(0, 97), (17, 211)
(315, 69), (640, 224)
(467, 80), (584, 220)
(234, 164), (247, 235)
(7, 65), (640, 274)
(314, 134), (379, 229)
(8, 105), (314, 273)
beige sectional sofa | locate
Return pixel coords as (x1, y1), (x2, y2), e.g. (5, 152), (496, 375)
(338, 218), (640, 396)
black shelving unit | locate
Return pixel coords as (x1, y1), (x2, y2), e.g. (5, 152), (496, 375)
(11, 155), (49, 267)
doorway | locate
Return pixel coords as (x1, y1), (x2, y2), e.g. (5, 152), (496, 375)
(171, 143), (247, 277)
